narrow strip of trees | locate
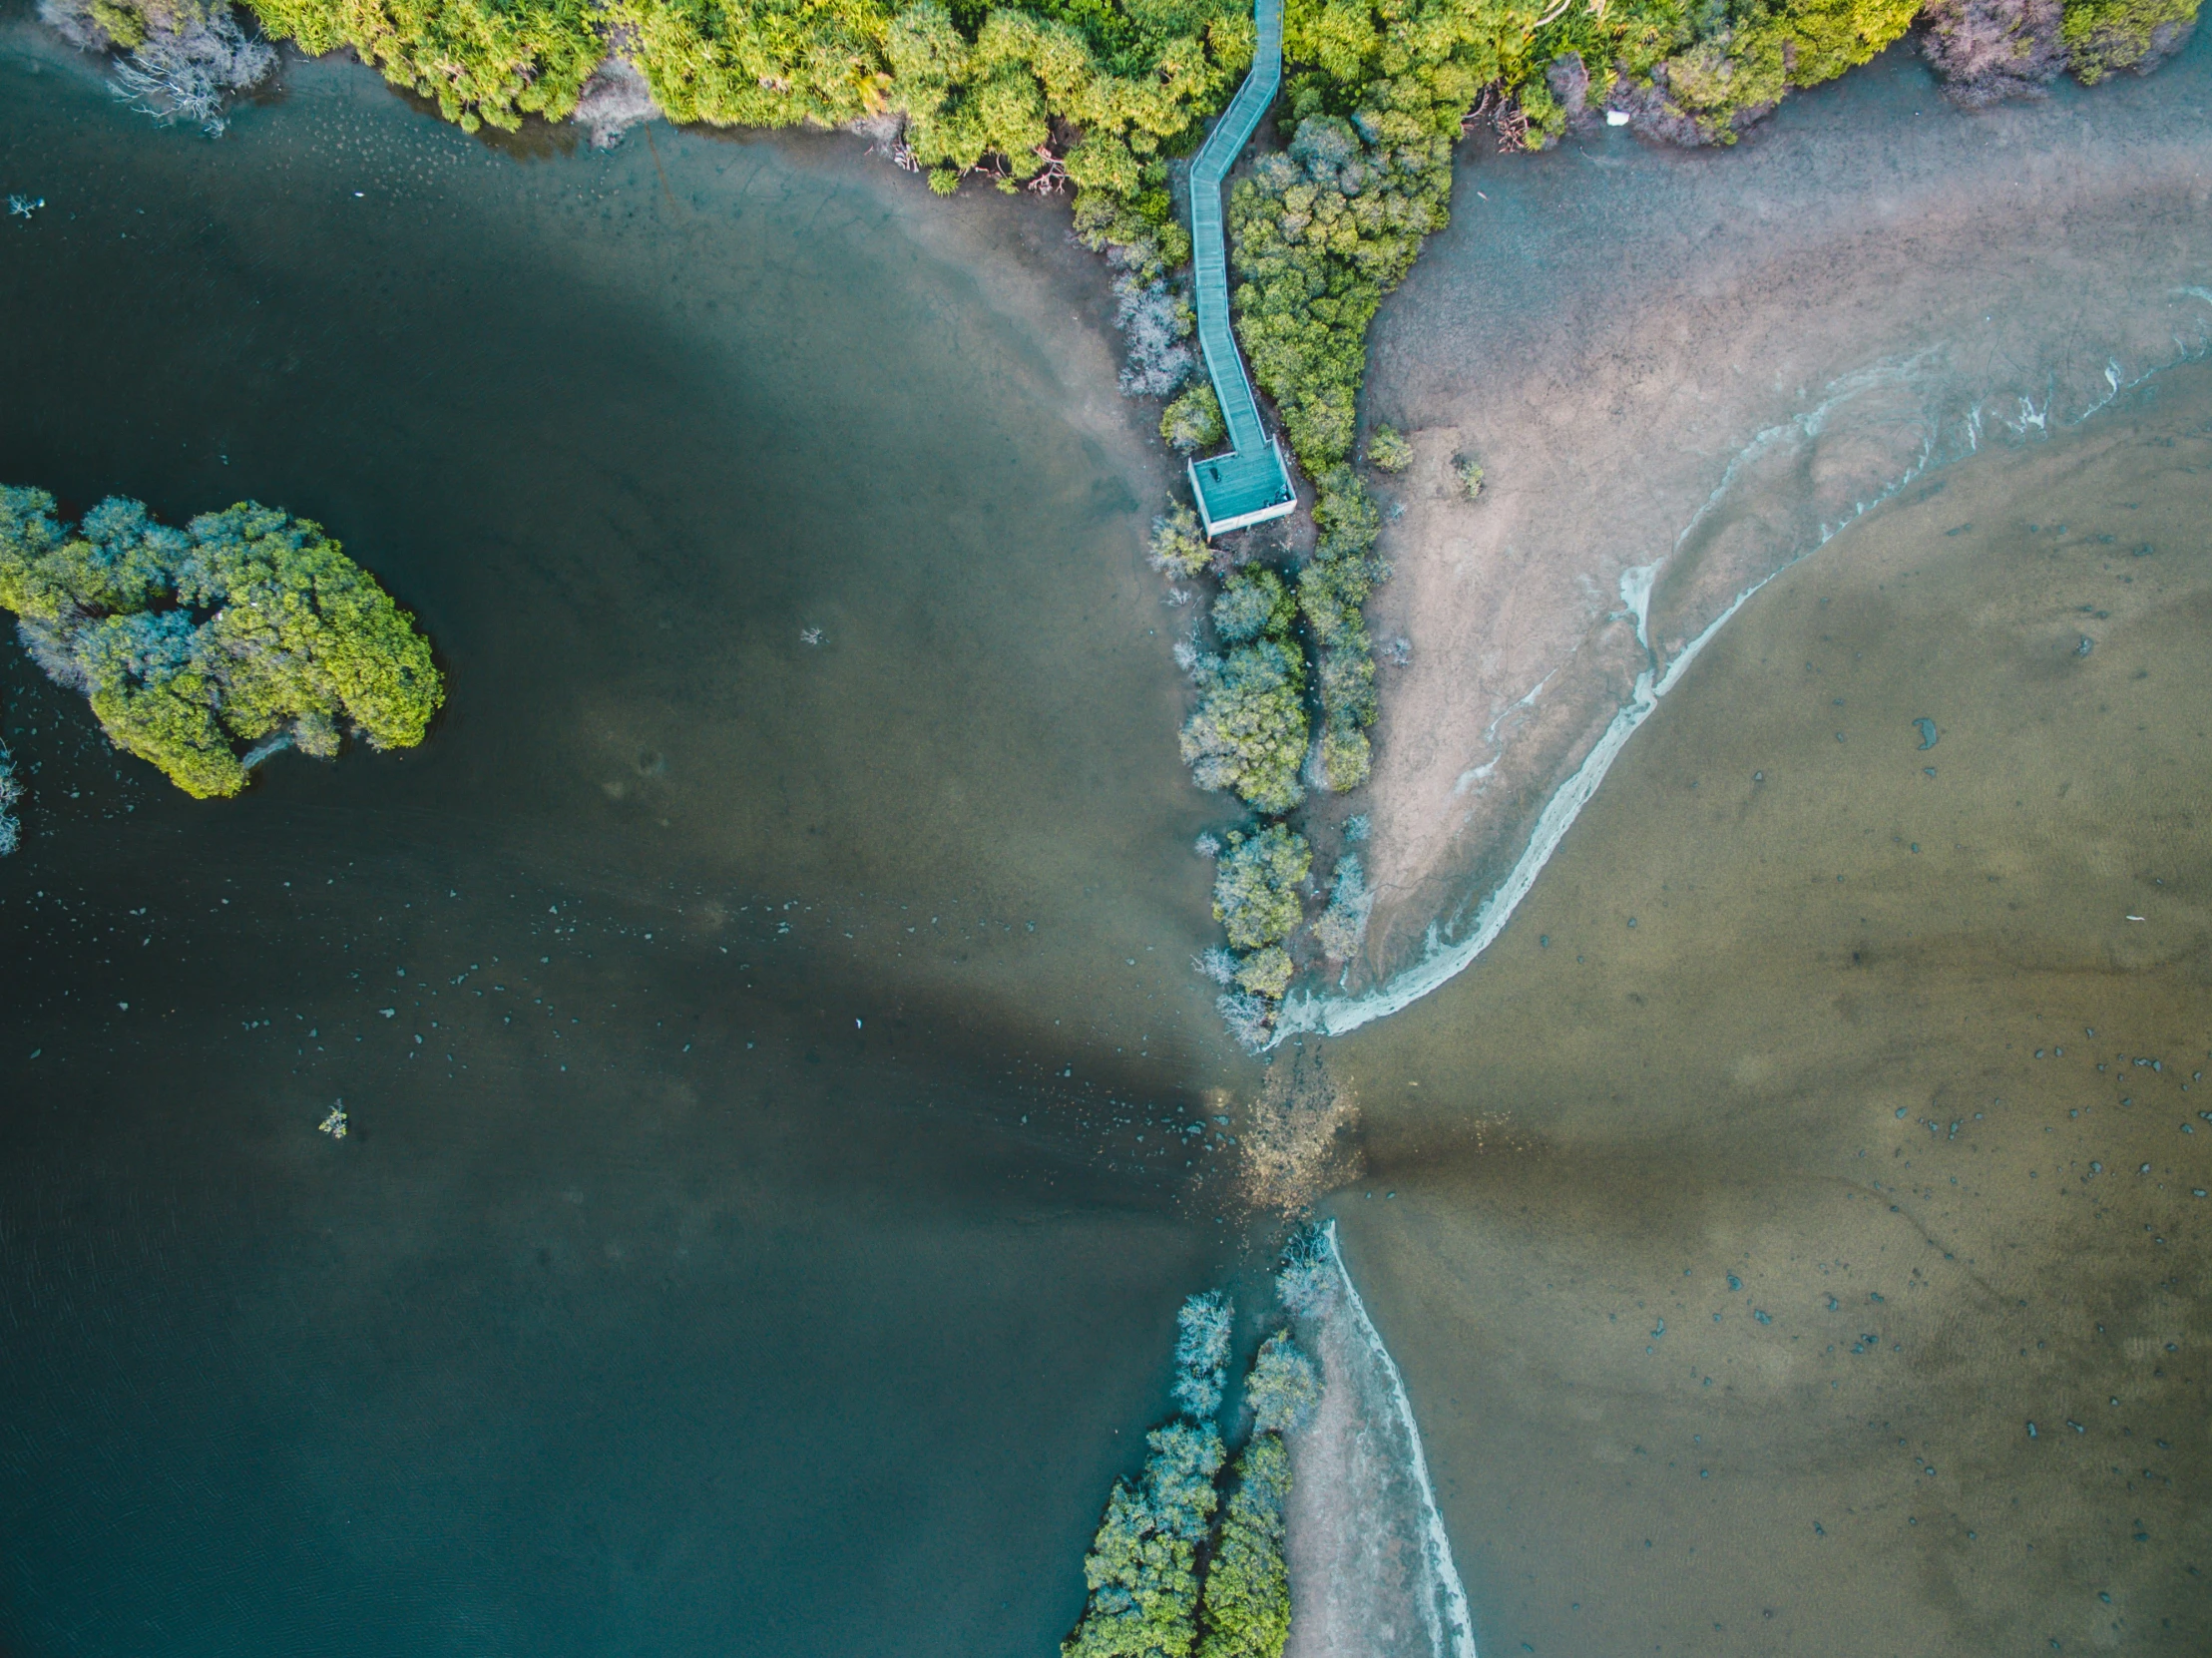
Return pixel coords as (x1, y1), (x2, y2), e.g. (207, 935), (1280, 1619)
(1065, 1273), (1323, 1658)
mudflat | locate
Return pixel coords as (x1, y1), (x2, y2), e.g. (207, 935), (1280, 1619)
(1320, 357), (2212, 1655)
(1341, 34), (2212, 1007)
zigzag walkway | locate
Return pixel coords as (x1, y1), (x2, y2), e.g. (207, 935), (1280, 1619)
(1185, 0), (1297, 538)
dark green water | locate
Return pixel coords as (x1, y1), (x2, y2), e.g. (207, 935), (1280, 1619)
(0, 25), (1270, 1656)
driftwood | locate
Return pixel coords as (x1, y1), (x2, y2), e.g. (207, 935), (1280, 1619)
(1460, 87), (1528, 153)
(105, 5), (274, 137)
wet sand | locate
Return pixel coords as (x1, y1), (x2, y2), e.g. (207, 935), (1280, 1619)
(1320, 358), (2212, 1655)
(1328, 32), (2212, 1017)
(1281, 1224), (1475, 1658)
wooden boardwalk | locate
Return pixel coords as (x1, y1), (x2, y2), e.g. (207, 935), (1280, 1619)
(1186, 0), (1297, 538)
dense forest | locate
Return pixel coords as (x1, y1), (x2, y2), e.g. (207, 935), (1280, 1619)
(35, 0), (2200, 1009)
(45, 0), (2199, 151)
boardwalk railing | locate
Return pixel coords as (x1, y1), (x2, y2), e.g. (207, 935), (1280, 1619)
(1184, 0), (1297, 539)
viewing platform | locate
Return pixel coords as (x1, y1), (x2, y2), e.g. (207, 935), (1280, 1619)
(1185, 0), (1297, 539)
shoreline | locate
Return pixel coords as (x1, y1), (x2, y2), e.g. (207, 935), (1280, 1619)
(1282, 1219), (1477, 1658)
(1322, 361), (2212, 1652)
(1275, 327), (2212, 1042)
(34, 5), (2212, 1049)
(1305, 32), (2212, 1032)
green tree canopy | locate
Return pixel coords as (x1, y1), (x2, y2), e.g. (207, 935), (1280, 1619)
(1210, 822), (1309, 951)
(1211, 567), (1292, 644)
(0, 487), (443, 799)
(1182, 641), (1307, 816)
(1148, 504), (1212, 578)
(139, 0), (2188, 153)
(1195, 1432), (1292, 1658)
(1242, 1330), (1320, 1435)
(248, 0), (606, 130)
(1064, 1420), (1227, 1658)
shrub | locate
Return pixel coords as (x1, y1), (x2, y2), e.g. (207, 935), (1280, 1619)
(1216, 988), (1274, 1048)
(1293, 557), (1369, 650)
(1364, 424), (1412, 473)
(1148, 505), (1211, 579)
(1308, 467), (1379, 559)
(1278, 471), (1382, 795)
(1194, 1434), (1291, 1658)
(2061, 0), (2201, 79)
(1210, 823), (1309, 951)
(0, 487), (443, 799)
(1309, 852), (1371, 959)
(1274, 1226), (1335, 1317)
(1073, 178), (1193, 284)
(1242, 1330), (1320, 1436)
(1121, 276), (1198, 400)
(54, 0), (279, 136)
(1173, 1291), (1234, 1417)
(1233, 944), (1293, 1000)
(1181, 643), (1308, 815)
(1210, 567), (1291, 644)
(1454, 456), (1485, 500)
(1313, 723), (1370, 793)
(38, 0), (146, 49)
(1162, 383), (1225, 452)
(1194, 943), (1239, 984)
(1921, 0), (2067, 104)
(1317, 644), (1376, 729)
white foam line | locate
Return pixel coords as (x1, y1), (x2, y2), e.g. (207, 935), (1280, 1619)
(1269, 357), (1936, 1045)
(1325, 1220), (1478, 1658)
(1273, 568), (1766, 1042)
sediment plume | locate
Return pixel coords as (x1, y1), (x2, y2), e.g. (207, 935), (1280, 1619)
(1237, 1046), (1361, 1214)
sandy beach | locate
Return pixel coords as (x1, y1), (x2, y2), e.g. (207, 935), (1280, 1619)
(1281, 1224), (1475, 1658)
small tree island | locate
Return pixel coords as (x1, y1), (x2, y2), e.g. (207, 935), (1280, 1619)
(0, 487), (443, 799)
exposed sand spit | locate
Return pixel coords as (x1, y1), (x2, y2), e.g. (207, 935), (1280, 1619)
(1283, 1224), (1476, 1658)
